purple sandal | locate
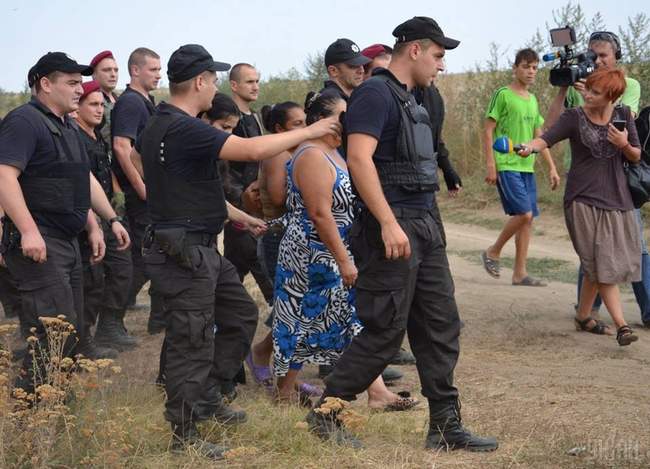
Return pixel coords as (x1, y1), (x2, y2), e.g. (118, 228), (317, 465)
(245, 354), (274, 392)
(298, 382), (322, 397)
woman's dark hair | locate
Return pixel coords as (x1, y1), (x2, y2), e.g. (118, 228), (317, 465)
(304, 91), (342, 125)
(260, 101), (302, 133)
(200, 93), (239, 122)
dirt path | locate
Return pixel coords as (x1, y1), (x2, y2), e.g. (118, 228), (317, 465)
(413, 214), (650, 467)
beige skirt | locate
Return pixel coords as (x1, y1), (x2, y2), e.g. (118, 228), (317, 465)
(564, 201), (641, 284)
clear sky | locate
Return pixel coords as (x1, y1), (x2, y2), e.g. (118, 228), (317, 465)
(0, 0), (643, 91)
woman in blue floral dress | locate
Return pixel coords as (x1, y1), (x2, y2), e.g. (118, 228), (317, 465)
(271, 93), (362, 401)
(272, 93), (419, 412)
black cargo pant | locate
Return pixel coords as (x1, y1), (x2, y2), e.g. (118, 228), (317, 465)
(0, 264), (22, 319)
(323, 208), (460, 402)
(124, 193), (164, 324)
(79, 221), (133, 327)
(430, 192), (447, 248)
(143, 240), (258, 425)
(5, 233), (83, 391)
(223, 223), (274, 304)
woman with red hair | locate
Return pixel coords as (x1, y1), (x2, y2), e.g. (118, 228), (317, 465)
(519, 69), (642, 345)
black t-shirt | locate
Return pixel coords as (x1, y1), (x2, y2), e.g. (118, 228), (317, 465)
(233, 112), (262, 139)
(320, 80), (349, 102)
(111, 85), (156, 190)
(0, 98), (90, 236)
(228, 111), (261, 206)
(135, 102), (230, 232)
(346, 71), (433, 209)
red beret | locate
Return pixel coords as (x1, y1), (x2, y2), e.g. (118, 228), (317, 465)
(361, 44), (393, 60)
(80, 80), (101, 101)
(90, 50), (114, 68)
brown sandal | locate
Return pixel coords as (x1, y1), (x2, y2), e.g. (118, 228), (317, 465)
(574, 316), (610, 335)
(616, 325), (639, 346)
(375, 391), (420, 413)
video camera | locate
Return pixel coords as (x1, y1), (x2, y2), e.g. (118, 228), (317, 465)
(543, 26), (597, 87)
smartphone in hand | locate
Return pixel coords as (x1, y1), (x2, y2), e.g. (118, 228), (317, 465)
(613, 119), (626, 131)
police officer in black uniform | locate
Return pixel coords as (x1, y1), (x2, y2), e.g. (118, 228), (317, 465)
(111, 47), (164, 337)
(0, 52), (130, 393)
(306, 18), (498, 452)
(131, 44), (341, 459)
(74, 80), (134, 358)
(319, 38), (407, 383)
(321, 38), (370, 100)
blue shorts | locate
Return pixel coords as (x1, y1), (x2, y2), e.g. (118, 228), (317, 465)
(496, 171), (539, 217)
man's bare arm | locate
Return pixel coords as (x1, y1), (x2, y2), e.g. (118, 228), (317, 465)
(130, 148), (144, 179)
(0, 164), (46, 262)
(346, 133), (410, 260)
(220, 116), (340, 162)
(113, 136), (146, 199)
(545, 87), (569, 130)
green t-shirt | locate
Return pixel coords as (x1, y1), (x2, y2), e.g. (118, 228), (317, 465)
(486, 86), (544, 173)
(565, 76), (641, 115)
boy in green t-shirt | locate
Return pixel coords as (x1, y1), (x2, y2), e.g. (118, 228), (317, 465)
(482, 48), (560, 286)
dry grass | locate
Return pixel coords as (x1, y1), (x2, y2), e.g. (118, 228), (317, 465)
(2, 254), (650, 468)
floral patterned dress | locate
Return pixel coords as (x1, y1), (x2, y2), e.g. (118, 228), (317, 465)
(272, 145), (362, 376)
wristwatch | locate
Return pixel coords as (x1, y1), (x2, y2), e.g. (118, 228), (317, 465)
(109, 216), (123, 226)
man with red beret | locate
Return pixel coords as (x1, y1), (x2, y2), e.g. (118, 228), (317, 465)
(361, 43), (393, 80)
(73, 80), (135, 356)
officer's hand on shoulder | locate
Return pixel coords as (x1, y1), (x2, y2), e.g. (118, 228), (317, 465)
(381, 220), (411, 260)
(306, 116), (342, 140)
(21, 229), (47, 263)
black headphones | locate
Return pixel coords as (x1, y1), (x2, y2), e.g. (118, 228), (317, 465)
(589, 31), (622, 60)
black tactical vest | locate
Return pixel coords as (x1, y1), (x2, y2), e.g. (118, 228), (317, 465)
(19, 104), (91, 216)
(140, 113), (228, 231)
(81, 129), (113, 199)
(370, 71), (438, 193)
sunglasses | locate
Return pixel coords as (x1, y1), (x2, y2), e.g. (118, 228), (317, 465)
(589, 31), (619, 44)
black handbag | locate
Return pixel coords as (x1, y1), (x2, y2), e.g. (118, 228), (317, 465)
(625, 160), (650, 208)
(613, 104), (650, 208)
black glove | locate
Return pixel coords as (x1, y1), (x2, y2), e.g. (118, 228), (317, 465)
(443, 168), (462, 192)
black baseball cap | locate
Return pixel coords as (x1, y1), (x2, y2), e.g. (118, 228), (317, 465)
(28, 52), (93, 87)
(167, 44), (231, 83)
(392, 16), (460, 50)
(324, 38), (371, 67)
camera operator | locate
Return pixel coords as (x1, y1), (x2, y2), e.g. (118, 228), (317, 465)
(547, 31), (640, 126)
(546, 31), (648, 328)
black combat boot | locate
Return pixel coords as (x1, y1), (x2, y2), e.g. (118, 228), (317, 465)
(426, 399), (498, 452)
(305, 397), (363, 448)
(381, 366), (404, 383)
(76, 325), (118, 359)
(390, 348), (416, 365)
(170, 421), (228, 460)
(211, 396), (248, 425)
(94, 309), (138, 351)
